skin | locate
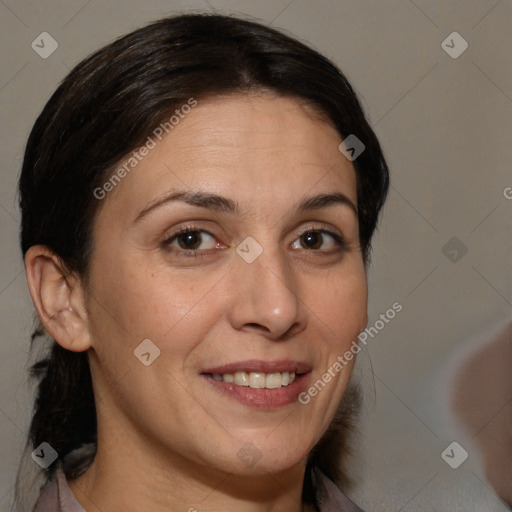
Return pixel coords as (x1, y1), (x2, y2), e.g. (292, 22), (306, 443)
(25, 92), (368, 512)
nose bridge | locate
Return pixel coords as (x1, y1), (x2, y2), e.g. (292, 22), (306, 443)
(229, 234), (303, 338)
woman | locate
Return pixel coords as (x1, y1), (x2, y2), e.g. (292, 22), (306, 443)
(15, 13), (389, 512)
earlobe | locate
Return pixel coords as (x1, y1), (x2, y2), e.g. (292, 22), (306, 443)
(24, 245), (92, 352)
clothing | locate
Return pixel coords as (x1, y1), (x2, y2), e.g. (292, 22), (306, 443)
(33, 462), (364, 512)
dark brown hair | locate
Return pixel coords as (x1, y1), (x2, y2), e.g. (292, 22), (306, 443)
(15, 12), (388, 510)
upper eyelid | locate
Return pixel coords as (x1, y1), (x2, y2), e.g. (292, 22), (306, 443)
(163, 224), (215, 241)
(164, 222), (343, 237)
(295, 225), (341, 237)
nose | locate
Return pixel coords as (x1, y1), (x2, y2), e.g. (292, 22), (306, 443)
(227, 240), (306, 340)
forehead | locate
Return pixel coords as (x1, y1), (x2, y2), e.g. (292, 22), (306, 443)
(159, 93), (343, 165)
(98, 93), (357, 223)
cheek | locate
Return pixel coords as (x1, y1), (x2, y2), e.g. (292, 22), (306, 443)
(298, 267), (366, 442)
(88, 250), (225, 367)
(305, 265), (368, 342)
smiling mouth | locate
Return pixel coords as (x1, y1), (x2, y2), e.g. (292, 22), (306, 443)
(205, 371), (297, 389)
(201, 360), (311, 408)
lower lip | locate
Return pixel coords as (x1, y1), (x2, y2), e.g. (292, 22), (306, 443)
(201, 373), (309, 408)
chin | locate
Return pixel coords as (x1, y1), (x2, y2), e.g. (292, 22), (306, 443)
(223, 433), (313, 475)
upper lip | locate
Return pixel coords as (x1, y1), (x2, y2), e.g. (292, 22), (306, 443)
(202, 359), (312, 375)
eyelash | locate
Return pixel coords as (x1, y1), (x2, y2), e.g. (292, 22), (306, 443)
(161, 223), (347, 259)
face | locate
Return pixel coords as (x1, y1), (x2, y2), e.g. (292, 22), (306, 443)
(84, 92), (368, 476)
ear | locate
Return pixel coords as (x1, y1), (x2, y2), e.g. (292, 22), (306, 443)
(24, 245), (92, 352)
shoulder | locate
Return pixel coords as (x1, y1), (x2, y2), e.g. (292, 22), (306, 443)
(310, 466), (365, 512)
(33, 463), (85, 512)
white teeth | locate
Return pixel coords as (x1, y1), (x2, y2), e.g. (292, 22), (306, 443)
(249, 372), (266, 388)
(234, 371), (249, 386)
(265, 373), (282, 389)
(211, 371), (297, 388)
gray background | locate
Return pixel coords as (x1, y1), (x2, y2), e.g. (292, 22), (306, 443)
(1, 1), (511, 510)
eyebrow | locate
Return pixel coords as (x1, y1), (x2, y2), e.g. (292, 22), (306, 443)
(133, 190), (357, 223)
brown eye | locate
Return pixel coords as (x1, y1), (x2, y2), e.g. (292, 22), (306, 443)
(291, 230), (345, 252)
(176, 231), (203, 250)
(301, 231), (323, 250)
(163, 228), (218, 255)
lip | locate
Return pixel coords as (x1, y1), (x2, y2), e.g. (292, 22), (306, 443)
(200, 359), (312, 409)
(201, 359), (312, 375)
